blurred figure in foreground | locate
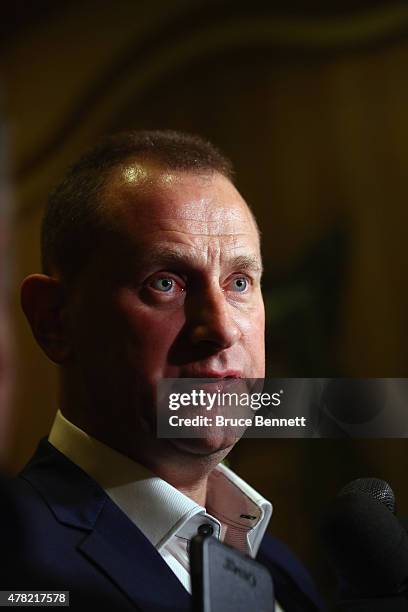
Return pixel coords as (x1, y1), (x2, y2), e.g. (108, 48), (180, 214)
(0, 112), (20, 589)
(0, 117), (12, 461)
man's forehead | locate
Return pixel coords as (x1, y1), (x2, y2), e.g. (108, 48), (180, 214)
(118, 223), (262, 269)
(140, 242), (261, 265)
(107, 162), (257, 238)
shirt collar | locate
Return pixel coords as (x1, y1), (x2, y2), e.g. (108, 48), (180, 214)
(49, 409), (272, 556)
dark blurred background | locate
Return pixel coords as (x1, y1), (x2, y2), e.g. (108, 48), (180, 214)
(2, 0), (408, 604)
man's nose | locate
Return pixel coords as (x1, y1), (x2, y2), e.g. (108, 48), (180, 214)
(187, 286), (241, 349)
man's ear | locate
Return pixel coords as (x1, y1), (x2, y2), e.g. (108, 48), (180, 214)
(20, 274), (71, 364)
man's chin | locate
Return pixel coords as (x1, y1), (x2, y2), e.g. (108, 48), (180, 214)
(168, 434), (239, 457)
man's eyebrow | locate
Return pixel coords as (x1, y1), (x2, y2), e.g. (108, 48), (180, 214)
(135, 247), (263, 274)
(227, 254), (263, 275)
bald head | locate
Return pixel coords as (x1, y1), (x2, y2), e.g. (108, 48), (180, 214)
(41, 130), (237, 282)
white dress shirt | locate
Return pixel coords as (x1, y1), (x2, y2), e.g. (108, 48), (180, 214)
(49, 410), (283, 610)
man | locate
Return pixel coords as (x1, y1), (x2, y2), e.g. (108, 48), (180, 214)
(11, 130), (324, 610)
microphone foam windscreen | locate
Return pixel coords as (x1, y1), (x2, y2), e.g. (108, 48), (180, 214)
(321, 492), (408, 596)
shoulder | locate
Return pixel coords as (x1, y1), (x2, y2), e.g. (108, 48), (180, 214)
(5, 439), (104, 565)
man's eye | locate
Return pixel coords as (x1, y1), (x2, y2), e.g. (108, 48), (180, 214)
(151, 277), (175, 292)
(230, 277), (249, 292)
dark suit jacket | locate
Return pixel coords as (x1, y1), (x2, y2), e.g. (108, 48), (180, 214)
(7, 439), (325, 611)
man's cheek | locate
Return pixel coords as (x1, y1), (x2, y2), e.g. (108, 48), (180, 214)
(124, 329), (174, 371)
(239, 317), (265, 347)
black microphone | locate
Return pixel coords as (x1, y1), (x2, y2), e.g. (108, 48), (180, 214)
(321, 478), (408, 610)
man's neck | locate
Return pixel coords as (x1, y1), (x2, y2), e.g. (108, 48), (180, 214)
(127, 440), (228, 506)
(164, 474), (209, 507)
(60, 406), (229, 507)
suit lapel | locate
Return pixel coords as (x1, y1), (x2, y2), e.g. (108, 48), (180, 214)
(22, 439), (191, 612)
(78, 496), (191, 612)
